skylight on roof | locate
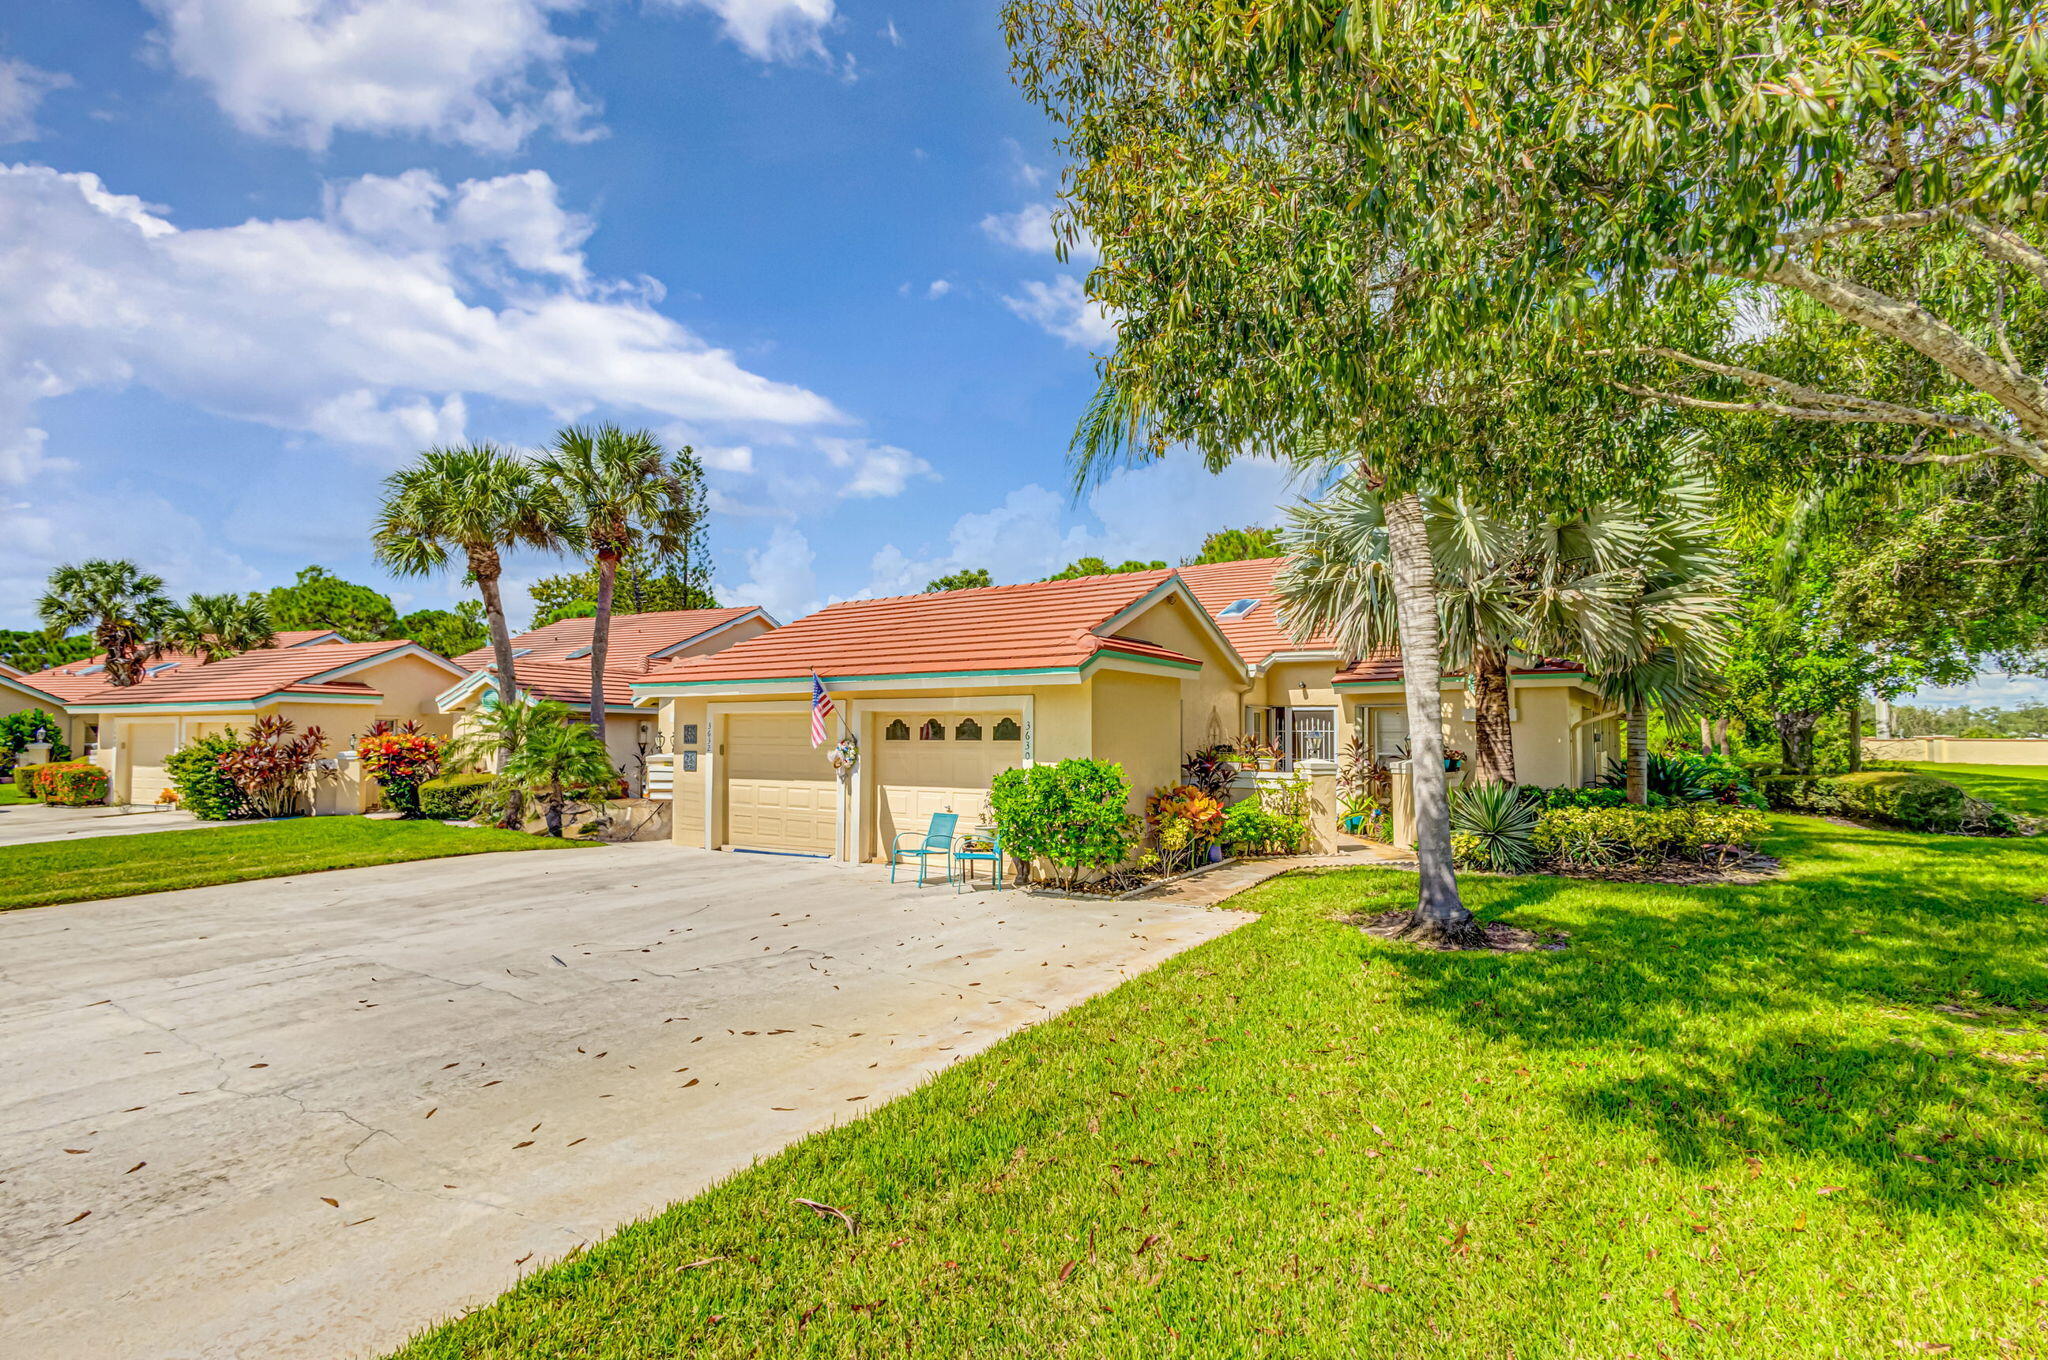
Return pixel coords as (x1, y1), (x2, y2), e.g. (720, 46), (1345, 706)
(146, 662), (180, 674)
(1218, 598), (1259, 618)
(565, 646), (591, 660)
(78, 663), (104, 675)
(510, 648), (533, 658)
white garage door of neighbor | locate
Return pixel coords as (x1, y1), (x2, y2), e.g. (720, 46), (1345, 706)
(126, 722), (180, 805)
(874, 713), (1023, 853)
(724, 714), (838, 856)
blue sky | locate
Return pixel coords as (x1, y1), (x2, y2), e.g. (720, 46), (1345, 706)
(0, 0), (1295, 633)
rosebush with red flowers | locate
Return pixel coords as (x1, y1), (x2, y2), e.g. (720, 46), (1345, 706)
(358, 728), (444, 819)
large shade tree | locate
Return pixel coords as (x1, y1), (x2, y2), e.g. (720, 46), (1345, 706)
(37, 559), (175, 687)
(1179, 1), (2048, 482)
(265, 566), (400, 642)
(1007, 0), (1672, 943)
(537, 425), (703, 735)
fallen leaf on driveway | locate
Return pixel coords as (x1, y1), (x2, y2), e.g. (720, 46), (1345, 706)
(65, 1211), (90, 1225)
(321, 1197), (339, 1208)
(124, 1162), (145, 1175)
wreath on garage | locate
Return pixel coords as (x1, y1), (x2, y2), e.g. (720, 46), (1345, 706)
(830, 735), (859, 774)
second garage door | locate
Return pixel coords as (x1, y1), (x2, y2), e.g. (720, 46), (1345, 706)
(724, 714), (838, 856)
(873, 713), (1023, 855)
(126, 722), (180, 806)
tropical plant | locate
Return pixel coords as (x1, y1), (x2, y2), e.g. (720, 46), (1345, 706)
(1596, 754), (1717, 806)
(358, 727), (444, 819)
(1178, 745), (1238, 801)
(40, 761), (109, 807)
(216, 716), (326, 818)
(440, 695), (564, 828)
(536, 426), (702, 734)
(1145, 784), (1226, 871)
(266, 565), (400, 642)
(164, 732), (254, 820)
(159, 593), (277, 662)
(988, 758), (1138, 889)
(37, 559), (175, 687)
(500, 703), (617, 837)
(374, 443), (580, 768)
(1445, 783), (1542, 874)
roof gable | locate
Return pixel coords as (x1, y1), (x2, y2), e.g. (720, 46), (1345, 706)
(1175, 558), (1339, 666)
(58, 641), (464, 710)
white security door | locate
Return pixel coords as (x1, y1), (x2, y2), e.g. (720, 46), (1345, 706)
(724, 714), (838, 856)
(1288, 708), (1338, 764)
(125, 722), (180, 805)
(873, 713), (1023, 856)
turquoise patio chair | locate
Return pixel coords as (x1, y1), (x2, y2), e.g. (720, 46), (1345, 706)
(890, 811), (959, 886)
(953, 827), (1004, 894)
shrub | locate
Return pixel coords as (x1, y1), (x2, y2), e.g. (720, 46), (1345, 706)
(0, 710), (70, 775)
(12, 761), (48, 798)
(420, 772), (499, 821)
(358, 729), (445, 818)
(165, 732), (254, 820)
(42, 761), (108, 807)
(1447, 782), (1541, 873)
(217, 715), (327, 818)
(1532, 805), (1769, 871)
(989, 758), (1137, 889)
(1178, 745), (1239, 800)
(1529, 784), (1628, 810)
(1146, 783), (1226, 871)
(1762, 771), (1968, 832)
(1599, 751), (1766, 807)
(1221, 798), (1306, 857)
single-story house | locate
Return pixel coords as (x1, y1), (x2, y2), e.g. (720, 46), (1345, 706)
(1177, 557), (1623, 788)
(18, 632), (466, 806)
(630, 570), (1251, 862)
(436, 607), (776, 795)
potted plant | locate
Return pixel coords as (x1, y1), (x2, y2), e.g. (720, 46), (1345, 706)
(1443, 746), (1467, 773)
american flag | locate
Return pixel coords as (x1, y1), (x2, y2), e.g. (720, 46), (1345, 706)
(810, 672), (835, 747)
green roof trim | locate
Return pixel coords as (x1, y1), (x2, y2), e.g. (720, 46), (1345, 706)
(630, 648), (1200, 695)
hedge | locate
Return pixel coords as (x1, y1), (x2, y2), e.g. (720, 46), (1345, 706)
(11, 761), (49, 799)
(1530, 804), (1769, 871)
(165, 733), (255, 821)
(420, 772), (498, 821)
(42, 761), (108, 807)
(1761, 771), (1966, 832)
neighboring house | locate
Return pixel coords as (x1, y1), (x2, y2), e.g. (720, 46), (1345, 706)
(630, 570), (1249, 862)
(19, 633), (465, 806)
(1178, 557), (1622, 788)
(436, 608), (777, 795)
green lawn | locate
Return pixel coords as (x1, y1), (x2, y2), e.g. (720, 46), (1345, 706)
(1891, 761), (2048, 818)
(393, 818), (2048, 1359)
(0, 817), (586, 912)
(0, 781), (31, 805)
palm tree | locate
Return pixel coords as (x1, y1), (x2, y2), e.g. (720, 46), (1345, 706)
(535, 425), (700, 735)
(501, 701), (619, 837)
(372, 442), (581, 710)
(1277, 479), (1642, 785)
(160, 593), (277, 663)
(37, 560), (175, 687)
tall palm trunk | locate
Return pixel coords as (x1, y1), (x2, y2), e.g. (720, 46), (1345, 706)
(468, 544), (525, 828)
(1468, 642), (1515, 785)
(1381, 487), (1474, 943)
(587, 549), (618, 736)
(1625, 697), (1649, 805)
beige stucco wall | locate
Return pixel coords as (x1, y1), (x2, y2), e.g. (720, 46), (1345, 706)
(1864, 736), (2048, 766)
(1339, 677), (1611, 789)
(1089, 669), (1186, 811)
(1114, 593), (1246, 752)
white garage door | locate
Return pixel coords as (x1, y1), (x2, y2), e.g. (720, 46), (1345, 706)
(127, 722), (179, 805)
(874, 713), (1023, 854)
(724, 714), (838, 856)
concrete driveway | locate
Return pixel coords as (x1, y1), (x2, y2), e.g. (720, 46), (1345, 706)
(0, 802), (216, 847)
(0, 843), (1245, 1360)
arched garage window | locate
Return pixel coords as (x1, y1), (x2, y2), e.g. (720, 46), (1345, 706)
(955, 718), (982, 741)
(884, 719), (910, 741)
(919, 719), (946, 741)
(993, 717), (1021, 742)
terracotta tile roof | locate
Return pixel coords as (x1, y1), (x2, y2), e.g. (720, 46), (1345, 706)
(452, 607), (762, 707)
(1175, 558), (1338, 664)
(1334, 654), (1586, 685)
(48, 640), (436, 709)
(24, 629), (351, 701)
(644, 572), (1198, 685)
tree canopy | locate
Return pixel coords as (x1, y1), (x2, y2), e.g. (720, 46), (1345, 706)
(926, 568), (995, 592)
(1184, 528), (1282, 565)
(267, 566), (400, 642)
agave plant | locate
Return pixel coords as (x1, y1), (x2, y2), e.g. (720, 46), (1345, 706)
(1446, 782), (1542, 874)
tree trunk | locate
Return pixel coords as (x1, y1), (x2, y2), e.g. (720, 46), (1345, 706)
(1874, 696), (1894, 739)
(1713, 716), (1732, 758)
(469, 544), (525, 829)
(1777, 714), (1817, 774)
(543, 780), (564, 838)
(588, 551), (617, 737)
(1468, 643), (1515, 785)
(1625, 698), (1649, 805)
(1379, 487), (1475, 945)
(1846, 695), (1864, 773)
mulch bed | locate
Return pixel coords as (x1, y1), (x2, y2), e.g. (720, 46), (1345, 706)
(1348, 909), (1570, 953)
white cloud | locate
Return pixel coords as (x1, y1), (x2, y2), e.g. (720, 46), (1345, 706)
(715, 523), (817, 621)
(143, 0), (600, 152)
(880, 18), (902, 47)
(657, 0), (837, 63)
(1901, 672), (2048, 708)
(817, 437), (935, 499)
(0, 55), (70, 143)
(925, 278), (951, 300)
(981, 203), (1063, 256)
(1002, 275), (1117, 349)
